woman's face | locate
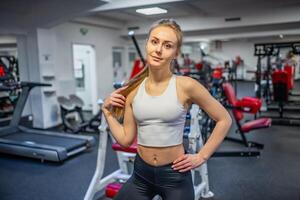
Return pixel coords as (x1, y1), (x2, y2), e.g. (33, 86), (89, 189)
(146, 26), (179, 69)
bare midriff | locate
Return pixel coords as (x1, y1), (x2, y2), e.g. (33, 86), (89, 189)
(137, 143), (185, 166)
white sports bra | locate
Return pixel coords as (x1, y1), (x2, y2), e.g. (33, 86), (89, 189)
(132, 75), (187, 147)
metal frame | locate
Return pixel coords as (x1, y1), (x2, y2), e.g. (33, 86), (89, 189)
(254, 41), (300, 100)
(85, 104), (214, 200)
(188, 105), (214, 199)
(84, 114), (133, 200)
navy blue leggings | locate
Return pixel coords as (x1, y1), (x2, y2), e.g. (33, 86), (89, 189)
(114, 153), (194, 200)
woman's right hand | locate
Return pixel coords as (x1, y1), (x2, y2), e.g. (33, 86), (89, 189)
(102, 86), (128, 111)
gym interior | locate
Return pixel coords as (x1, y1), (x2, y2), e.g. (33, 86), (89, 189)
(0, 0), (300, 200)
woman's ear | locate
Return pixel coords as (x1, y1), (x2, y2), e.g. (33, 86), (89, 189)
(174, 49), (180, 58)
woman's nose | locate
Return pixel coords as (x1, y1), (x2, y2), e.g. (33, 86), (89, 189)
(155, 44), (163, 54)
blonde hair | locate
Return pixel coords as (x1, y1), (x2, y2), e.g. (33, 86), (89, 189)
(112, 18), (183, 119)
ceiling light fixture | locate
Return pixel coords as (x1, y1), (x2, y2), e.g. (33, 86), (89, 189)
(136, 7), (167, 15)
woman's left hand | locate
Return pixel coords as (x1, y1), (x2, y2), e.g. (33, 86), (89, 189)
(172, 154), (206, 173)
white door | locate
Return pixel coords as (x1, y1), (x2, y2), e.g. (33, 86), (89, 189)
(72, 44), (96, 112)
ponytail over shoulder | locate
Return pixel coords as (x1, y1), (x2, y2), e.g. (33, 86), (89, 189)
(112, 66), (149, 120)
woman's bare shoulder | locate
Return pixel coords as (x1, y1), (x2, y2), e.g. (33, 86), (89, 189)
(176, 75), (200, 90)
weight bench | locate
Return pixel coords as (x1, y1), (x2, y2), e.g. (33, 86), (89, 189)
(223, 82), (271, 153)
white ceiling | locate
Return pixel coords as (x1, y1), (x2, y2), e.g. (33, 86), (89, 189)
(95, 1), (197, 21)
(86, 0), (300, 41)
(0, 0), (107, 34)
(1, 0), (300, 41)
(93, 0), (300, 21)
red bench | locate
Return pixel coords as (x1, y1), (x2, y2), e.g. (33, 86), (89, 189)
(223, 82), (271, 149)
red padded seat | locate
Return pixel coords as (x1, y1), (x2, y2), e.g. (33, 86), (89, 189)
(241, 118), (272, 133)
(112, 142), (138, 153)
(106, 183), (123, 198)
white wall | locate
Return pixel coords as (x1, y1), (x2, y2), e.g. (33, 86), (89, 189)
(37, 28), (59, 128)
(17, 30), (45, 128)
(16, 21), (126, 128)
(210, 40), (255, 80)
(72, 44), (95, 111)
(52, 22), (125, 102)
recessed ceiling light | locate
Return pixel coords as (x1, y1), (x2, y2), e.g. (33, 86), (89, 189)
(136, 7), (167, 15)
(128, 31), (135, 36)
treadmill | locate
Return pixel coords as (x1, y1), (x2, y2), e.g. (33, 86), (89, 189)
(0, 81), (95, 162)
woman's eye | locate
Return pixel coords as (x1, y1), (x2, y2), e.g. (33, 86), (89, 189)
(164, 44), (172, 49)
(151, 40), (158, 45)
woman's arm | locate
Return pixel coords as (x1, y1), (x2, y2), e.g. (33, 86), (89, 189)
(102, 87), (137, 148)
(173, 76), (232, 172)
(186, 78), (232, 160)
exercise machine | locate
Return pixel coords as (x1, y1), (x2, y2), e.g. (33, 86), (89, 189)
(57, 94), (102, 133)
(0, 56), (19, 121)
(254, 42), (300, 125)
(254, 41), (300, 103)
(84, 104), (214, 200)
(0, 55), (19, 82)
(0, 81), (95, 162)
(265, 69), (300, 126)
(222, 82), (271, 156)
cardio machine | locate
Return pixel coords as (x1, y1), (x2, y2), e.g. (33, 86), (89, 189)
(0, 81), (95, 162)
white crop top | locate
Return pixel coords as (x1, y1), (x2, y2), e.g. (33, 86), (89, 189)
(132, 75), (187, 147)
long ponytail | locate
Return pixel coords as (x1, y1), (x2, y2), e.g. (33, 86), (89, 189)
(112, 66), (149, 119)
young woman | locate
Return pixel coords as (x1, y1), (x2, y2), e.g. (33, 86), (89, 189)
(101, 19), (232, 200)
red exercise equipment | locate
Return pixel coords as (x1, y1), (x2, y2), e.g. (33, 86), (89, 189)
(223, 82), (271, 152)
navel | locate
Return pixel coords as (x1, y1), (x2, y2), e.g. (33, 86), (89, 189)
(153, 154), (158, 166)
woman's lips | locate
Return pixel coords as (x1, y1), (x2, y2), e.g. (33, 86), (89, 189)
(151, 56), (163, 61)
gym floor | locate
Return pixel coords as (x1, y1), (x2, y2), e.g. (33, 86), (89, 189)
(0, 81), (300, 200)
